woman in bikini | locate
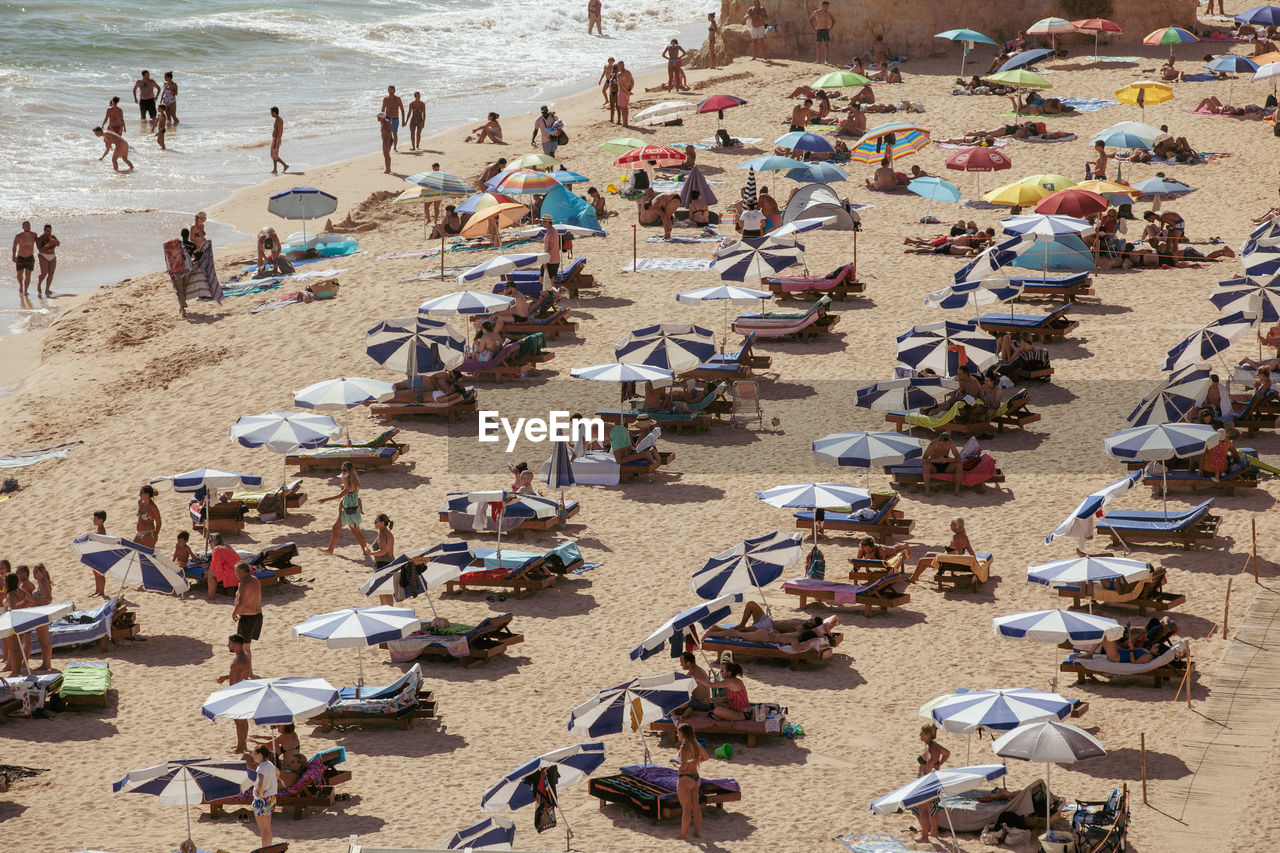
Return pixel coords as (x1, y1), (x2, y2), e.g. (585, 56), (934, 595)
(366, 513), (395, 568)
(710, 661), (751, 721)
(675, 723), (710, 840)
(915, 724), (951, 844)
(135, 484), (161, 548)
(318, 462), (370, 555)
(30, 564), (53, 671)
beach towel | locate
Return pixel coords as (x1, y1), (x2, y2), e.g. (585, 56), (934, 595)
(0, 442), (80, 468)
(994, 110), (1077, 118)
(1081, 55), (1141, 63)
(646, 234), (721, 243)
(1023, 133), (1078, 143)
(622, 258), (713, 272)
(1060, 97), (1121, 112)
(61, 661), (112, 697)
(936, 138), (1011, 150)
(803, 124), (840, 132)
(1188, 107), (1266, 120)
(835, 833), (911, 852)
(699, 136), (763, 146)
(1180, 72), (1220, 82)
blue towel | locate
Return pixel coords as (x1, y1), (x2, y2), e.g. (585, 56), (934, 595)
(1060, 97), (1120, 112)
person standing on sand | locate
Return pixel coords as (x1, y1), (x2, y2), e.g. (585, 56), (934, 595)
(599, 58), (615, 106)
(135, 484), (161, 548)
(587, 0), (603, 36)
(94, 127), (134, 171)
(269, 107), (289, 175)
(616, 61), (634, 126)
(707, 13), (719, 68)
(532, 105), (561, 156)
(662, 40), (687, 91)
(250, 746), (277, 847)
(318, 461), (370, 555)
(89, 511), (107, 596)
(103, 97), (126, 137)
(12, 221), (36, 296)
(809, 1), (836, 64)
(216, 634), (253, 754)
(407, 92), (426, 150)
(133, 69), (159, 132)
(381, 86), (406, 151)
(34, 224), (58, 297)
(1088, 139), (1109, 180)
(745, 1), (768, 60)
(378, 112), (393, 174)
(232, 562), (263, 670)
(542, 214), (561, 283)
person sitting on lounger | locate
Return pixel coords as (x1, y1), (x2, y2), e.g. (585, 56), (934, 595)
(609, 418), (661, 472)
(946, 517), (975, 555)
(922, 431), (962, 495)
(1199, 427), (1234, 481)
(1086, 634), (1155, 664)
(857, 536), (910, 562)
(494, 283), (531, 326)
(512, 469), (541, 494)
(472, 321), (505, 362)
(429, 206), (462, 239)
(672, 652), (715, 720)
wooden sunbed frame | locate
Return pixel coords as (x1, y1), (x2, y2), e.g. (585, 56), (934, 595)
(500, 309), (579, 340)
(466, 350), (556, 383)
(848, 553), (906, 583)
(649, 713), (779, 748)
(793, 502), (915, 544)
(782, 573), (912, 615)
(369, 396), (478, 422)
(1014, 274), (1093, 303)
(199, 501), (246, 535)
(1100, 513), (1221, 550)
(285, 443), (406, 474)
(884, 410), (994, 436)
(1056, 568), (1186, 615)
(437, 501), (580, 538)
(731, 297), (842, 342)
(391, 613), (525, 667)
(887, 464), (1007, 493)
(765, 263), (865, 301)
(208, 749), (351, 819)
(315, 687), (437, 732)
(588, 772), (741, 822)
(913, 552), (993, 591)
(1061, 659), (1189, 688)
(440, 555), (574, 598)
(995, 395), (1043, 432)
(701, 634), (841, 668)
(619, 451), (677, 482)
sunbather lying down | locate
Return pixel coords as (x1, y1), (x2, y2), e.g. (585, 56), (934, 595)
(706, 605), (838, 645)
(390, 369), (473, 404)
(1081, 635), (1154, 665)
(1195, 95), (1271, 117)
(1007, 92), (1075, 115)
(938, 122), (1046, 144)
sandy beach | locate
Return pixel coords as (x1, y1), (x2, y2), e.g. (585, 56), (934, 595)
(3, 15), (1280, 853)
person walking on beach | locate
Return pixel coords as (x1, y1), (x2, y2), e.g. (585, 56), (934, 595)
(915, 724), (950, 845)
(94, 127), (134, 171)
(12, 221), (36, 296)
(616, 61), (634, 126)
(377, 112), (393, 174)
(599, 58), (615, 106)
(160, 71), (179, 126)
(587, 0), (603, 36)
(250, 746), (278, 846)
(318, 461), (370, 555)
(407, 92), (426, 150)
(103, 97), (126, 137)
(810, 1), (836, 64)
(381, 86), (406, 151)
(269, 107), (289, 175)
(707, 13), (719, 68)
(133, 70), (159, 132)
(217, 634), (253, 753)
(34, 224), (58, 297)
(532, 106), (562, 156)
(232, 561), (263, 670)
(745, 0), (769, 60)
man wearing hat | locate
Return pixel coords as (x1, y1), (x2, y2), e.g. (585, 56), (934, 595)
(541, 213), (561, 284)
(532, 105), (563, 156)
(609, 414), (663, 473)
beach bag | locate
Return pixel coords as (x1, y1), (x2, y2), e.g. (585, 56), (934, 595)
(980, 823), (1006, 845)
(556, 128), (569, 145)
(806, 546), (826, 580)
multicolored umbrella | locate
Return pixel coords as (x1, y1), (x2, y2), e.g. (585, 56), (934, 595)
(849, 122), (930, 163)
(458, 202), (529, 240)
(1075, 179), (1143, 204)
(456, 191), (518, 216)
(492, 169), (561, 196)
(1027, 16), (1075, 50)
(1144, 26), (1198, 50)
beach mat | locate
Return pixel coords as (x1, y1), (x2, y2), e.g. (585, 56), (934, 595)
(699, 136), (763, 146)
(1082, 55), (1141, 63)
(1023, 133), (1077, 143)
(835, 833), (911, 852)
(623, 258), (713, 272)
(937, 139), (1011, 150)
(1061, 97), (1120, 112)
(647, 234), (721, 243)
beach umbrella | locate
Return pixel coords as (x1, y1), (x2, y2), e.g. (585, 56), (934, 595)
(775, 131), (836, 155)
(855, 377), (958, 411)
(568, 672), (693, 745)
(632, 102), (697, 127)
(267, 186), (337, 246)
(738, 155), (807, 172)
(72, 534), (190, 596)
(1243, 252), (1280, 278)
(871, 764), (1008, 852)
(1144, 26), (1198, 58)
(994, 608), (1123, 688)
(1252, 61), (1280, 94)
(571, 362), (673, 422)
(1206, 54), (1258, 100)
(770, 216), (836, 239)
(712, 235), (804, 285)
(1074, 179), (1143, 205)
(982, 180), (1052, 208)
(812, 70), (874, 88)
(1045, 470), (1144, 549)
(1162, 311), (1255, 372)
(908, 176), (961, 224)
(550, 170), (589, 185)
(896, 320), (998, 375)
(954, 234), (1032, 282)
(615, 323), (717, 373)
(935, 29), (998, 78)
(849, 122), (930, 164)
(1244, 220), (1280, 254)
(492, 169), (561, 196)
(998, 48), (1056, 72)
(697, 94), (746, 124)
(993, 721), (1106, 839)
(150, 468), (262, 494)
(677, 283), (774, 348)
(443, 816), (517, 851)
(1028, 556), (1150, 590)
(925, 279), (1023, 310)
(359, 546), (464, 618)
(1008, 233), (1093, 273)
(813, 430), (925, 488)
(1073, 18), (1123, 55)
(1035, 189), (1109, 218)
(456, 192), (518, 216)
(201, 676), (338, 724)
(1027, 16), (1075, 50)
(0, 600), (73, 678)
(1018, 174), (1077, 195)
(541, 437), (576, 507)
(419, 290), (514, 317)
(690, 540), (794, 603)
(743, 166), (758, 207)
(1116, 81), (1173, 119)
(366, 315), (467, 382)
(757, 482), (871, 542)
(459, 202), (529, 242)
(1093, 120), (1164, 152)
(1133, 176), (1193, 202)
(945, 146), (1012, 196)
(1104, 422), (1221, 513)
(455, 254), (548, 287)
(613, 143), (689, 169)
(599, 136), (645, 155)
(679, 165), (718, 206)
(784, 162), (849, 184)
(705, 531), (804, 573)
(113, 758), (255, 852)
(405, 170), (473, 195)
(1003, 212), (1091, 237)
(984, 69), (1052, 90)
(1211, 277), (1280, 324)
(506, 153), (561, 170)
(228, 411), (339, 454)
(1126, 365), (1212, 427)
(293, 377), (395, 412)
(1238, 5), (1280, 25)
(293, 605), (420, 694)
(631, 593), (741, 662)
(394, 186), (450, 237)
(479, 741), (608, 853)
(931, 689), (1072, 734)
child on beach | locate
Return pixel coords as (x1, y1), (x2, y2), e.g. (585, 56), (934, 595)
(172, 531), (193, 568)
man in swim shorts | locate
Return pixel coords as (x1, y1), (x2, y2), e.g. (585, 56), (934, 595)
(12, 221), (36, 296)
(615, 61), (634, 126)
(407, 91), (426, 150)
(269, 106), (289, 175)
(809, 1), (835, 63)
(587, 0), (602, 36)
(744, 0), (768, 59)
(34, 224), (58, 298)
(133, 69), (159, 132)
(381, 85), (406, 151)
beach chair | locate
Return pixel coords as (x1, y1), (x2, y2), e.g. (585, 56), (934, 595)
(58, 661), (113, 709)
(438, 492), (579, 539)
(596, 383), (727, 433)
(765, 263), (863, 300)
(285, 429), (408, 474)
(31, 596), (135, 654)
(456, 334), (555, 383)
(913, 552), (993, 591)
(441, 542), (583, 598)
(1230, 388), (1280, 436)
(972, 303), (1079, 342)
(1144, 448), (1261, 495)
(184, 542), (302, 591)
(314, 663), (436, 731)
(190, 498), (247, 535)
(997, 348), (1054, 383)
(792, 492), (915, 542)
(885, 454), (1006, 493)
(0, 672), (63, 718)
(511, 256), (595, 297)
(385, 612), (524, 668)
(1097, 500), (1221, 550)
(994, 389), (1044, 432)
(648, 701), (787, 748)
(780, 572), (912, 615)
(1056, 566), (1186, 614)
(369, 390), (478, 422)
(847, 552), (906, 583)
(884, 401), (994, 436)
(682, 332), (771, 381)
(701, 631), (841, 668)
(727, 380), (764, 429)
(1071, 785), (1129, 853)
(1061, 639), (1191, 687)
(588, 764), (741, 822)
(731, 296), (841, 341)
(208, 747), (350, 819)
(1007, 271), (1094, 303)
(231, 479), (308, 513)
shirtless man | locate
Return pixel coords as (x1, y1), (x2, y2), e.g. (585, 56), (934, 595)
(12, 221), (36, 295)
(587, 0), (603, 36)
(790, 99), (816, 132)
(381, 86), (406, 151)
(34, 224), (58, 297)
(494, 282), (531, 327)
(407, 92), (426, 149)
(866, 156), (900, 190)
(616, 61), (634, 126)
(377, 112), (393, 174)
(94, 126), (134, 171)
(269, 107), (289, 175)
(838, 103), (867, 137)
(479, 157), (508, 188)
(757, 186), (781, 226)
(922, 431), (962, 495)
(672, 652), (713, 720)
(744, 0), (768, 60)
(587, 186), (616, 219)
(809, 1), (836, 63)
(232, 562), (264, 669)
(132, 69), (160, 132)
(599, 58), (615, 106)
(1089, 140), (1109, 180)
(216, 634), (254, 754)
(638, 190), (681, 239)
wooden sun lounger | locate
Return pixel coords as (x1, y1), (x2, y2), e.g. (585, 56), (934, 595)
(511, 257), (596, 297)
(701, 632), (843, 669)
(198, 500), (247, 535)
(1009, 272), (1094, 303)
(1060, 659), (1188, 688)
(972, 303), (1079, 342)
(781, 572), (912, 615)
(792, 493), (915, 543)
(500, 308), (579, 340)
(886, 458), (1006, 493)
(437, 501), (580, 538)
(387, 613), (525, 668)
(588, 770), (741, 822)
(441, 548), (581, 596)
(369, 395), (477, 422)
(1056, 568), (1186, 615)
(285, 443), (405, 474)
(1098, 501), (1220, 550)
(765, 263), (865, 300)
(914, 552), (993, 591)
(316, 690), (436, 732)
(995, 393), (1042, 432)
(208, 749), (349, 819)
(619, 451), (676, 482)
(884, 409), (994, 436)
(649, 706), (784, 747)
(731, 296), (841, 341)
(847, 553), (906, 583)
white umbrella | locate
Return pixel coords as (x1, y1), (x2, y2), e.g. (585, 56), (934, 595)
(72, 534), (190, 597)
(292, 605), (420, 693)
(925, 279), (1024, 310)
(419, 290), (515, 317)
(479, 742), (608, 850)
(570, 362), (674, 423)
(229, 411), (340, 518)
(676, 284), (773, 348)
(1124, 366), (1212, 428)
(1162, 310), (1256, 372)
(712, 235), (805, 284)
(0, 601), (73, 677)
(1044, 470), (1143, 551)
(442, 816), (517, 851)
(633, 101), (697, 126)
(568, 672), (694, 765)
(993, 721), (1106, 843)
(757, 482), (872, 542)
(812, 430), (926, 488)
(113, 758), (256, 852)
(870, 764), (1008, 852)
(359, 545), (466, 620)
(993, 609), (1123, 687)
(366, 315), (467, 381)
(457, 253), (549, 286)
(201, 676), (338, 724)
(929, 687), (1073, 762)
(855, 377), (958, 412)
(896, 320), (998, 375)
(293, 376), (396, 444)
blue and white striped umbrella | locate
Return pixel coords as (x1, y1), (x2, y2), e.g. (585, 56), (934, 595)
(0, 601), (73, 639)
(228, 411), (340, 454)
(925, 279), (1024, 310)
(855, 377), (958, 411)
(1002, 214), (1093, 239)
(150, 468), (262, 493)
(1162, 311), (1256, 372)
(691, 534), (800, 600)
(1028, 556), (1150, 587)
(931, 689), (1072, 733)
(570, 362), (674, 383)
(1242, 220), (1280, 254)
(1125, 366), (1211, 427)
(405, 170), (473, 195)
(1044, 470), (1144, 547)
(615, 323), (717, 373)
(631, 593), (741, 661)
(712, 235), (805, 284)
(871, 764), (1007, 814)
(707, 531), (804, 571)
(896, 320), (998, 375)
(813, 430), (925, 468)
(293, 605), (420, 689)
(480, 742), (607, 813)
(293, 377), (395, 411)
(542, 439), (576, 492)
(993, 609), (1123, 643)
(359, 544), (469, 619)
(366, 316), (467, 377)
(113, 758), (256, 849)
(201, 676), (338, 724)
(1103, 422), (1220, 462)
(568, 673), (694, 737)
(1243, 253), (1280, 278)
(456, 254), (549, 287)
(72, 534), (190, 595)
(419, 289), (515, 317)
(443, 816), (517, 851)
(676, 284), (773, 305)
(757, 482), (871, 510)
(1211, 276), (1280, 323)
(954, 234), (1032, 282)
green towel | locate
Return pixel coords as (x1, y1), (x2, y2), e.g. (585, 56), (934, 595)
(904, 401), (964, 429)
(62, 665), (112, 696)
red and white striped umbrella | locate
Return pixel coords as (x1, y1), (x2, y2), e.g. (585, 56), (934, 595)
(613, 144), (688, 168)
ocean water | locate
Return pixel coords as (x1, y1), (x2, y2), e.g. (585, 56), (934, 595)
(0, 0), (705, 334)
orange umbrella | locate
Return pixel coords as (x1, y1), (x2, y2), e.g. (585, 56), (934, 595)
(459, 202), (529, 240)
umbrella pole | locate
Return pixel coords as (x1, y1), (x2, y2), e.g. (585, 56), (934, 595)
(357, 644), (365, 698)
(1162, 468), (1168, 519)
(941, 798), (961, 853)
(1044, 761), (1052, 842)
(184, 773), (193, 849)
(424, 587), (440, 621)
(440, 231), (446, 282)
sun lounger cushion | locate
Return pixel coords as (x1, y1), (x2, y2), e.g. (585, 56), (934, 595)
(1099, 500), (1213, 527)
(1064, 639), (1188, 674)
(294, 446), (398, 461)
(972, 310), (1070, 328)
(1004, 272), (1090, 288)
(233, 479), (303, 505)
(737, 296), (831, 322)
(61, 661), (112, 697)
(0, 672), (62, 704)
(323, 428), (399, 449)
(31, 597), (117, 652)
(888, 453), (999, 486)
(619, 764), (741, 794)
(780, 575), (896, 605)
(386, 613), (512, 662)
(490, 278), (544, 299)
(793, 494), (897, 528)
(769, 264), (852, 292)
(706, 634), (831, 655)
(330, 664), (422, 714)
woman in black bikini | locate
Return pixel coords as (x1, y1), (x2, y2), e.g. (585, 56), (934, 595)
(675, 723), (709, 840)
(915, 723), (950, 844)
(366, 513), (395, 569)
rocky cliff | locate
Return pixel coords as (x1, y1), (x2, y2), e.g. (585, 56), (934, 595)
(691, 0), (1199, 67)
